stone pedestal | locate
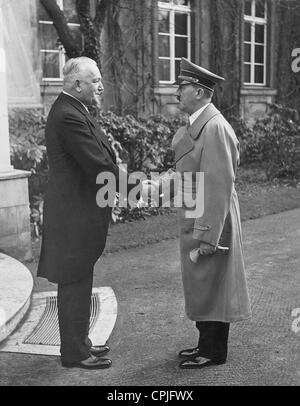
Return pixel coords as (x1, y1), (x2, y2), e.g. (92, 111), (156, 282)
(0, 170), (32, 261)
(0, 5), (32, 262)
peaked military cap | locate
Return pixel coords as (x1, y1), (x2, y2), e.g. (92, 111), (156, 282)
(176, 58), (225, 91)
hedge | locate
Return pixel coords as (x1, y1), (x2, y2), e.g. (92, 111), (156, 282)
(9, 104), (300, 236)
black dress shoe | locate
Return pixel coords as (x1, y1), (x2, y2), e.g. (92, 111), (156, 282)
(179, 356), (226, 369)
(178, 347), (200, 359)
(89, 345), (110, 357)
(62, 355), (112, 369)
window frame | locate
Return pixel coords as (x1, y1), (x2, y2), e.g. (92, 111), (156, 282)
(243, 0), (268, 86)
(39, 0), (81, 82)
(158, 0), (192, 84)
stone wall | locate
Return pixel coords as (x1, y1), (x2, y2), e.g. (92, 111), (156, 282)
(0, 171), (32, 261)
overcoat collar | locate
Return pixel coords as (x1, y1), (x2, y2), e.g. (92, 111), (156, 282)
(174, 128), (194, 164)
(189, 103), (221, 140)
(58, 92), (115, 158)
(174, 103), (221, 164)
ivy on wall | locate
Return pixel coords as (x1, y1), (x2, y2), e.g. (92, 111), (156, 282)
(104, 0), (154, 116)
(209, 0), (243, 117)
(40, 0), (300, 117)
(276, 0), (300, 111)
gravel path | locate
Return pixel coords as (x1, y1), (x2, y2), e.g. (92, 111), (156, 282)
(0, 209), (299, 386)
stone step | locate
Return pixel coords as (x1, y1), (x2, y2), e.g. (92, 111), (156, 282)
(0, 287), (117, 355)
(0, 253), (33, 343)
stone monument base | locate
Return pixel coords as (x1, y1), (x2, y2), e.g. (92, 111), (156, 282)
(0, 169), (32, 261)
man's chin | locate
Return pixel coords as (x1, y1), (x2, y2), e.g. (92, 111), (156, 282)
(177, 103), (185, 113)
(88, 96), (101, 109)
(92, 95), (102, 108)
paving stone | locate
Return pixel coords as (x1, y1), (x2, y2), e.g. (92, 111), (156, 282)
(0, 209), (299, 385)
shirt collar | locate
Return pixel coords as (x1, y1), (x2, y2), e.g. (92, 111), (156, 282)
(62, 91), (89, 113)
(189, 103), (211, 126)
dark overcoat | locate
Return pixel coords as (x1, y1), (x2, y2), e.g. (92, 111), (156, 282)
(37, 93), (119, 284)
(172, 103), (252, 322)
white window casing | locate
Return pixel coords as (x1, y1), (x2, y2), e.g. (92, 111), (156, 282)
(39, 0), (81, 81)
(158, 0), (191, 84)
(244, 0), (268, 86)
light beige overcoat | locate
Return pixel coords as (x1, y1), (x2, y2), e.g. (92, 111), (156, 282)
(172, 103), (251, 322)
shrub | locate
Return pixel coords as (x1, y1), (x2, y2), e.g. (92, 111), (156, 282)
(10, 104), (300, 236)
(9, 108), (48, 197)
(9, 109), (48, 237)
(95, 111), (187, 223)
(8, 108), (186, 234)
(10, 104), (300, 232)
(95, 111), (187, 173)
(14, 103), (300, 233)
(233, 104), (300, 179)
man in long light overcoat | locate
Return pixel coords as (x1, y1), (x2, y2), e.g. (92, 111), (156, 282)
(171, 58), (252, 369)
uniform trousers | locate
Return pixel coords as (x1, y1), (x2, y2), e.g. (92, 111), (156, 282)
(196, 321), (230, 362)
(57, 273), (93, 363)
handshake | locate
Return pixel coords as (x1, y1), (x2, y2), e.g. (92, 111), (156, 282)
(140, 169), (178, 207)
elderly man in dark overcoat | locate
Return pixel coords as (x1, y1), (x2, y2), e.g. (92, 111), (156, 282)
(37, 57), (137, 369)
(162, 58), (252, 369)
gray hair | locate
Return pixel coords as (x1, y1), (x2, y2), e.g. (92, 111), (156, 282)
(63, 57), (97, 81)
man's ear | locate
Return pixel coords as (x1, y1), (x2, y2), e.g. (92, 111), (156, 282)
(75, 79), (81, 92)
(196, 87), (204, 99)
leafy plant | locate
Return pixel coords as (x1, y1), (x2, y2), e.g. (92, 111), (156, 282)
(9, 109), (48, 237)
(96, 111), (187, 173)
(9, 109), (47, 172)
(95, 111), (187, 223)
(8, 108), (186, 231)
(234, 104), (300, 179)
(12, 104), (299, 231)
(30, 194), (44, 239)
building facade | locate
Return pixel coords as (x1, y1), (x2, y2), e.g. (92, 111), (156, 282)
(2, 0), (299, 120)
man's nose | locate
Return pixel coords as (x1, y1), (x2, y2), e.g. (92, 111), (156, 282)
(176, 87), (182, 96)
(99, 82), (104, 92)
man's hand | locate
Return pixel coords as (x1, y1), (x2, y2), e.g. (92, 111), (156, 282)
(198, 242), (216, 256)
(189, 242), (216, 263)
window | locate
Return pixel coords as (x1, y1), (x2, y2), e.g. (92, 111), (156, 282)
(243, 0), (267, 86)
(158, 0), (191, 84)
(39, 0), (83, 81)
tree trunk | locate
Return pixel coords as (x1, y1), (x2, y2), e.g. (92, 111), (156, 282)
(76, 0), (100, 68)
(40, 0), (110, 69)
(106, 0), (123, 114)
(40, 0), (80, 58)
(209, 0), (241, 117)
(94, 0), (111, 34)
(76, 0), (110, 70)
